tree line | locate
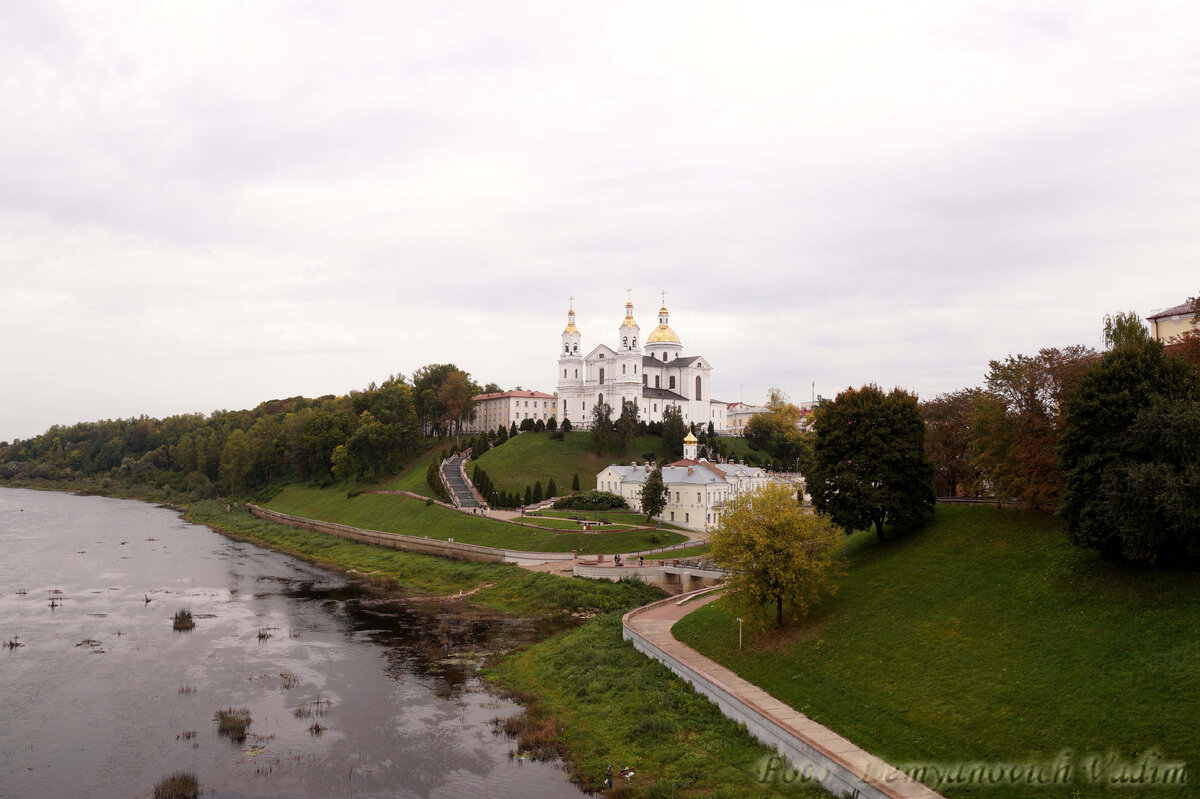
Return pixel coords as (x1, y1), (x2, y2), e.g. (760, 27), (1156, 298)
(0, 364), (488, 500)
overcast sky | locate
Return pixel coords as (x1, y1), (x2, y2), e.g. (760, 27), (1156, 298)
(2, 1), (1198, 441)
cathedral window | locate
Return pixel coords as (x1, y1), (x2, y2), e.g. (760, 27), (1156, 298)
(574, 369), (578, 378)
(696, 376), (702, 400)
(623, 337), (628, 348)
(599, 368), (605, 384)
(622, 364), (626, 374)
(642, 375), (647, 386)
(563, 369), (567, 378)
(655, 375), (660, 389)
(669, 376), (676, 390)
(572, 344), (578, 354)
(632, 338), (637, 348)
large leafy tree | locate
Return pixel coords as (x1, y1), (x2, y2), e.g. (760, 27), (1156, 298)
(808, 384), (934, 542)
(1059, 313), (1200, 563)
(973, 346), (1095, 508)
(590, 400), (613, 454)
(615, 399), (639, 454)
(744, 387), (809, 466)
(920, 388), (984, 497)
(639, 465), (668, 522)
(710, 483), (842, 630)
(661, 405), (686, 459)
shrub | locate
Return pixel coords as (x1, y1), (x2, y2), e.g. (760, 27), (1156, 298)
(214, 708), (252, 742)
(552, 491), (628, 511)
(154, 772), (199, 799)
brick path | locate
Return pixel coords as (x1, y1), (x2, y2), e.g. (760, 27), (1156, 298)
(625, 593), (944, 799)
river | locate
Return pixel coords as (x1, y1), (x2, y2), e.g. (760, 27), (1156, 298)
(0, 487), (586, 798)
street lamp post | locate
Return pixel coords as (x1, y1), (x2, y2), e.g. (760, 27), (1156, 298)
(736, 617), (743, 650)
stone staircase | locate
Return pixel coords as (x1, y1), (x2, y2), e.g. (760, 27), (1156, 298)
(440, 454), (483, 510)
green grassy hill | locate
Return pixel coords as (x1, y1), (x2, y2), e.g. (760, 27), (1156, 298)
(674, 505), (1200, 799)
(265, 486), (684, 554)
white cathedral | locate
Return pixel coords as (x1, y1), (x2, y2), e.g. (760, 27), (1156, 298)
(556, 294), (728, 432)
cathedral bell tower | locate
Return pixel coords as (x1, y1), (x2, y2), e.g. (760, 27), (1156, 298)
(557, 298), (584, 428)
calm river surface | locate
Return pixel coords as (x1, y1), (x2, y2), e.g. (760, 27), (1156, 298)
(0, 487), (586, 799)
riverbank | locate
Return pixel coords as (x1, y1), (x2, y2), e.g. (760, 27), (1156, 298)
(182, 499), (827, 797)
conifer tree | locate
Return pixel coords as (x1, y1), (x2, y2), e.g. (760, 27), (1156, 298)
(523, 485), (533, 506)
(546, 477), (557, 498)
(572, 472), (580, 491)
(533, 480), (543, 503)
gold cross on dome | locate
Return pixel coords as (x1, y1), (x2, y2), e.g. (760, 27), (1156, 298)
(568, 295), (574, 312)
(626, 288), (632, 305)
(661, 289), (667, 307)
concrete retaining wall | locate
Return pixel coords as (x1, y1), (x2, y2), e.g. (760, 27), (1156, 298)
(248, 505), (576, 565)
(575, 564), (724, 594)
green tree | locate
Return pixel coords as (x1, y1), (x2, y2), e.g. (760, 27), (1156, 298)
(710, 483), (842, 630)
(973, 346), (1095, 508)
(1059, 314), (1200, 563)
(523, 485), (533, 506)
(509, 421), (518, 438)
(591, 401), (614, 454)
(639, 465), (669, 523)
(920, 388), (985, 497)
(546, 416), (558, 432)
(572, 472), (580, 491)
(496, 424), (508, 444)
(561, 417), (573, 432)
(809, 384), (935, 542)
(533, 480), (543, 503)
(219, 428), (253, 494)
(662, 406), (686, 459)
(745, 388), (808, 465)
(546, 477), (557, 498)
(615, 399), (639, 454)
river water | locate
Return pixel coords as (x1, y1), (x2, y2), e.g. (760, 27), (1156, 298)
(0, 487), (586, 799)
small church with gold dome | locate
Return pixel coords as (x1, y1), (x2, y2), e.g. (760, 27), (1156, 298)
(556, 293), (728, 432)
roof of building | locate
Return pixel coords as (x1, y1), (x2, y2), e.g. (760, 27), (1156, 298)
(641, 387), (689, 401)
(1148, 300), (1198, 320)
(601, 463), (729, 486)
(472, 390), (557, 401)
(683, 431), (697, 443)
(642, 354), (705, 369)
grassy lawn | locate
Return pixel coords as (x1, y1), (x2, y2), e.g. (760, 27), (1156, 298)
(518, 515), (636, 532)
(486, 613), (830, 798)
(264, 486), (685, 555)
(673, 505), (1200, 799)
(375, 438), (452, 496)
(470, 430), (668, 497)
(185, 501), (661, 618)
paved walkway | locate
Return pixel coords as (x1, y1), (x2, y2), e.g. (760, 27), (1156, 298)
(625, 593), (943, 799)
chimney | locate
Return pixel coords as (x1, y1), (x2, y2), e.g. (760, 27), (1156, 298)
(644, 463), (650, 472)
(631, 461), (637, 468)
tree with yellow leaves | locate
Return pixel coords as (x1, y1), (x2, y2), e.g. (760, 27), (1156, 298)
(710, 482), (842, 630)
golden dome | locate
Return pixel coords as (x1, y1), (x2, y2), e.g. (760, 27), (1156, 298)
(683, 431), (698, 443)
(563, 322), (578, 335)
(646, 324), (680, 343)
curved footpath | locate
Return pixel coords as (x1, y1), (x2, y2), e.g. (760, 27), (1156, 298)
(623, 591), (943, 799)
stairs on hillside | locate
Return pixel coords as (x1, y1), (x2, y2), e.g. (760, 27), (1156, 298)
(440, 455), (483, 510)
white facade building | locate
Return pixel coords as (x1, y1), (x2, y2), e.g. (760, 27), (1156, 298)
(596, 434), (773, 531)
(464, 390), (557, 434)
(556, 296), (727, 432)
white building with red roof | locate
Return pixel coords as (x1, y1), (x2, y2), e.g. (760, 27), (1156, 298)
(464, 389), (557, 434)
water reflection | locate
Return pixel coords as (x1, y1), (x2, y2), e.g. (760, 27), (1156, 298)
(0, 488), (584, 798)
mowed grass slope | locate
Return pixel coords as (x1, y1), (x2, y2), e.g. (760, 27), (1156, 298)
(673, 505), (1200, 799)
(468, 430), (668, 496)
(265, 486), (683, 554)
